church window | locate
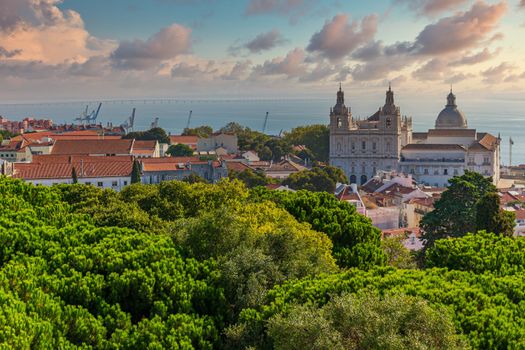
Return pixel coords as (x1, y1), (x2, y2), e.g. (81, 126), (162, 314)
(362, 141), (366, 150)
(337, 143), (342, 152)
(444, 169), (448, 175)
(424, 168), (429, 175)
(360, 175), (368, 185)
(361, 163), (366, 174)
(350, 175), (357, 184)
(386, 117), (392, 128)
(372, 142), (377, 151)
(337, 117), (342, 128)
(351, 142), (355, 151)
(351, 165), (355, 173)
(386, 142), (391, 152)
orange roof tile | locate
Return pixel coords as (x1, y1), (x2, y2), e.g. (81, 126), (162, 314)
(14, 156), (133, 179)
(51, 139), (134, 155)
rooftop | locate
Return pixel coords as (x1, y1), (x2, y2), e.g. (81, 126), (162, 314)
(51, 139), (134, 155)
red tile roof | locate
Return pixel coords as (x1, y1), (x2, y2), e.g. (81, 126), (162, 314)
(170, 135), (198, 145)
(51, 139), (134, 155)
(225, 161), (252, 172)
(14, 156), (133, 179)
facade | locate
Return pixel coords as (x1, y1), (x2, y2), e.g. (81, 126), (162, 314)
(329, 85), (412, 185)
(0, 139), (32, 162)
(13, 155), (133, 191)
(197, 133), (238, 154)
(329, 86), (500, 187)
(139, 157), (228, 184)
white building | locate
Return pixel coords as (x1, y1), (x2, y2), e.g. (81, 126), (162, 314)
(329, 86), (500, 187)
(197, 133), (238, 154)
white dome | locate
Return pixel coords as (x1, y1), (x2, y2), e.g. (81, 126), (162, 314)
(435, 91), (467, 129)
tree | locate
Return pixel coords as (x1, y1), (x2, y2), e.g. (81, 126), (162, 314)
(229, 169), (269, 188)
(381, 235), (416, 269)
(476, 192), (516, 236)
(282, 166), (347, 193)
(183, 173), (207, 184)
(182, 125), (213, 138)
(251, 188), (385, 269)
(421, 171), (497, 248)
(123, 127), (170, 144)
(167, 143), (194, 157)
(71, 167), (78, 184)
(283, 125), (329, 162)
(131, 160), (142, 184)
(266, 293), (466, 350)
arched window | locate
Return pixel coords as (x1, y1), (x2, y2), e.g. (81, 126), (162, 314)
(350, 175), (357, 184)
(337, 143), (342, 152)
(337, 117), (342, 128)
(361, 163), (366, 174)
(360, 175), (368, 185)
(386, 142), (391, 152)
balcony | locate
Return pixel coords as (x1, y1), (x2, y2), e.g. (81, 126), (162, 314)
(400, 157), (464, 163)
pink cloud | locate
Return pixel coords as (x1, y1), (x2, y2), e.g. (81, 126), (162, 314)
(307, 14), (377, 61)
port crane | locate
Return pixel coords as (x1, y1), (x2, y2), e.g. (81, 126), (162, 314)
(186, 110), (193, 129)
(74, 103), (102, 125)
(262, 112), (269, 133)
(151, 117), (159, 129)
(120, 108), (136, 133)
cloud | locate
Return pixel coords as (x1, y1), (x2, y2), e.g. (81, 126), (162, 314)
(0, 1), (115, 65)
(252, 48), (306, 78)
(450, 48), (499, 66)
(445, 72), (475, 84)
(111, 24), (192, 70)
(171, 60), (219, 78)
(221, 60), (252, 80)
(298, 62), (339, 82)
(244, 29), (287, 53)
(413, 1), (507, 55)
(306, 14), (377, 61)
(245, 0), (313, 22)
(481, 62), (517, 84)
(396, 0), (469, 16)
(412, 59), (448, 81)
(68, 55), (111, 77)
(0, 46), (21, 58)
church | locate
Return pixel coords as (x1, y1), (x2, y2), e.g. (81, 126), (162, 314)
(329, 85), (500, 187)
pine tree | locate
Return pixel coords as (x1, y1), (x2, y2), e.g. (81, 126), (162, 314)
(131, 160), (142, 184)
(71, 166), (78, 184)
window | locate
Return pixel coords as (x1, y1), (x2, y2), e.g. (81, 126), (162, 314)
(351, 142), (355, 151)
(443, 169), (448, 175)
(112, 181), (118, 187)
(337, 143), (342, 152)
(337, 117), (342, 128)
(434, 169), (439, 175)
(123, 181), (128, 186)
(484, 157), (490, 164)
(362, 141), (366, 150)
(386, 117), (392, 127)
(97, 182), (103, 187)
(424, 168), (429, 175)
(372, 142), (377, 151)
(386, 142), (391, 152)
(453, 169), (459, 175)
(85, 182), (91, 186)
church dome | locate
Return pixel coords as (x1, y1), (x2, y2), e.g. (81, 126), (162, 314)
(435, 90), (467, 129)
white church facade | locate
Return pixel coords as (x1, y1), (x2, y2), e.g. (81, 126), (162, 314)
(329, 86), (500, 187)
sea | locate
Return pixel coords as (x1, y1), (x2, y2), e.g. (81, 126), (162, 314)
(1, 97), (524, 165)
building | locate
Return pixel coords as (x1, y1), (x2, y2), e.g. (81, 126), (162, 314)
(335, 183), (366, 215)
(169, 135), (198, 150)
(329, 86), (500, 187)
(0, 139), (32, 162)
(13, 155), (133, 190)
(139, 157), (228, 184)
(329, 84), (412, 185)
(131, 140), (160, 158)
(197, 133), (238, 154)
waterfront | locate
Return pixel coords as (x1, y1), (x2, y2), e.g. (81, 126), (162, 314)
(1, 97), (524, 164)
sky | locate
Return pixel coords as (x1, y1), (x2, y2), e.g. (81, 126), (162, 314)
(0, 0), (524, 103)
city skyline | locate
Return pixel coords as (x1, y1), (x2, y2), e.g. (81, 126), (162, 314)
(0, 0), (524, 102)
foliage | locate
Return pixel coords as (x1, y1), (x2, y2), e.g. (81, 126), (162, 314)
(231, 267), (525, 350)
(183, 125), (213, 138)
(229, 168), (269, 188)
(131, 160), (141, 184)
(381, 235), (417, 269)
(426, 231), (525, 275)
(421, 171), (497, 248)
(251, 188), (385, 269)
(183, 173), (207, 184)
(174, 202), (337, 313)
(123, 127), (169, 144)
(282, 166), (348, 193)
(166, 143), (194, 157)
(282, 124), (329, 162)
(267, 293), (466, 350)
(0, 178), (225, 349)
(475, 192), (515, 237)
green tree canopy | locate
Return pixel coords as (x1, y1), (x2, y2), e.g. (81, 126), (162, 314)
(167, 143), (194, 157)
(183, 125), (213, 138)
(421, 171), (498, 248)
(475, 192), (515, 236)
(229, 168), (269, 188)
(124, 127), (170, 144)
(282, 124), (329, 162)
(282, 166), (348, 193)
